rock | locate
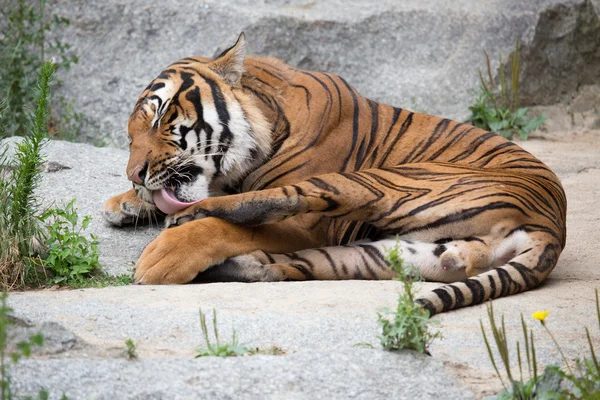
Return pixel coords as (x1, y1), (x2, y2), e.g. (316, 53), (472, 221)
(12, 349), (473, 400)
(7, 319), (78, 356)
(2, 133), (600, 398)
(47, 0), (598, 147)
(518, 0), (600, 107)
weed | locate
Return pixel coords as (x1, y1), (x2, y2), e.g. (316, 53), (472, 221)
(482, 289), (600, 399)
(0, 61), (54, 290)
(124, 339), (137, 360)
(466, 41), (546, 140)
(0, 0), (79, 139)
(377, 244), (441, 354)
(195, 308), (282, 358)
(34, 199), (101, 286)
(195, 308), (253, 357)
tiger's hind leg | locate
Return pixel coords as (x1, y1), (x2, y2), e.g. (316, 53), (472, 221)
(194, 236), (497, 284)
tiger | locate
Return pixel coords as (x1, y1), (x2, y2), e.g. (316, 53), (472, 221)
(103, 33), (567, 316)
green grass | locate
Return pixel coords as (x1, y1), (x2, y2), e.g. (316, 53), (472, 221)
(466, 41), (546, 140)
(377, 244), (441, 354)
(195, 308), (284, 357)
(482, 290), (600, 399)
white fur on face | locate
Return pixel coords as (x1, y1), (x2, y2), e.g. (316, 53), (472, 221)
(219, 92), (255, 178)
(175, 173), (210, 203)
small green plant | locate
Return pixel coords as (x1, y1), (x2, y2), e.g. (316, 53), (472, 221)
(467, 41), (546, 140)
(124, 339), (138, 360)
(377, 245), (441, 354)
(482, 290), (600, 399)
(195, 308), (254, 357)
(195, 308), (283, 358)
(0, 0), (79, 139)
(36, 199), (101, 286)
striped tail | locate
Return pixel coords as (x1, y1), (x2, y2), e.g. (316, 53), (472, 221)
(416, 238), (561, 315)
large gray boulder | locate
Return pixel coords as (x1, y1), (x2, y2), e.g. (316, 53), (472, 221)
(49, 0), (599, 147)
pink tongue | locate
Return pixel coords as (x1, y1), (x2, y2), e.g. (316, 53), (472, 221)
(152, 188), (203, 215)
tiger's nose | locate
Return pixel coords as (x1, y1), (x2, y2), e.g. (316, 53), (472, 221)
(129, 161), (148, 185)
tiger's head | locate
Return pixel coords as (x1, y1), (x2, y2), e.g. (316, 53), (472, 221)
(125, 33), (271, 206)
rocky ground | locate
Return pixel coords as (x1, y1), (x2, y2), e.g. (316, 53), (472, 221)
(3, 129), (599, 399)
(47, 0), (599, 147)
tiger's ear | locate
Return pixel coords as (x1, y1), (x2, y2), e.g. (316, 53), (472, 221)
(210, 33), (247, 86)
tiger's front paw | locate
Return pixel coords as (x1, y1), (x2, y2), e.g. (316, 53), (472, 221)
(165, 201), (212, 228)
(103, 189), (160, 227)
(133, 218), (224, 284)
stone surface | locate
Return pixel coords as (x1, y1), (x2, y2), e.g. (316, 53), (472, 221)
(45, 0), (599, 147)
(3, 131), (600, 399)
(518, 0), (600, 107)
(12, 350), (472, 400)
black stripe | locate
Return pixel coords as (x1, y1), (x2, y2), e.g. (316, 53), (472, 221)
(150, 82), (165, 92)
(396, 202), (530, 235)
(308, 177), (341, 195)
(184, 87), (212, 155)
(509, 262), (540, 288)
(449, 285), (465, 308)
(448, 131), (497, 163)
(358, 245), (388, 269)
(433, 245), (446, 257)
(290, 263), (314, 280)
(463, 278), (486, 305)
(315, 248), (339, 278)
(462, 237), (486, 244)
(202, 76), (233, 175)
(338, 77), (360, 171)
(534, 243), (559, 273)
(488, 275), (497, 299)
(432, 288), (453, 312)
(380, 111), (413, 165)
(496, 267), (521, 297)
(323, 73), (343, 122)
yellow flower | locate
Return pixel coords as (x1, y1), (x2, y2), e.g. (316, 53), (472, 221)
(532, 310), (549, 324)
